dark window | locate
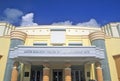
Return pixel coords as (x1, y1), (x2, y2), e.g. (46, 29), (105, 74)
(24, 72), (29, 77)
(69, 43), (82, 46)
(87, 72), (90, 77)
(33, 43), (47, 46)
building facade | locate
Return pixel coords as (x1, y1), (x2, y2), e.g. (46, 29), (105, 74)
(0, 22), (120, 81)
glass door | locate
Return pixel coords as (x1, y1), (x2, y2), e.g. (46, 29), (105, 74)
(53, 69), (63, 81)
(72, 70), (82, 81)
(31, 70), (43, 81)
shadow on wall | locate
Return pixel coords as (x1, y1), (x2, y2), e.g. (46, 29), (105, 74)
(0, 55), (2, 59)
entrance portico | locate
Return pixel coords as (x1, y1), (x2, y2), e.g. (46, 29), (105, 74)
(9, 46), (104, 81)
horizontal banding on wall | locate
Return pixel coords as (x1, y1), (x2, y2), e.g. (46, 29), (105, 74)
(89, 31), (105, 41)
(10, 31), (27, 41)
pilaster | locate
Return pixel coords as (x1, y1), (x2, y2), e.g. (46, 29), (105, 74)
(90, 63), (96, 81)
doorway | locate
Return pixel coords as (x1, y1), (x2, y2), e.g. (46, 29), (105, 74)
(53, 69), (63, 81)
(30, 70), (43, 81)
(72, 70), (83, 81)
(30, 66), (43, 81)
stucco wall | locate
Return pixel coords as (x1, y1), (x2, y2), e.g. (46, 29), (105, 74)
(105, 38), (120, 81)
(0, 37), (10, 81)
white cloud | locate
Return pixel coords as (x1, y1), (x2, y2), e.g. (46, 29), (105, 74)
(52, 20), (73, 25)
(52, 19), (100, 27)
(0, 8), (100, 27)
(1, 8), (23, 24)
(77, 19), (100, 27)
(21, 13), (38, 26)
(0, 8), (38, 26)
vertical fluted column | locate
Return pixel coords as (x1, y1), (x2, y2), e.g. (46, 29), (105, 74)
(89, 31), (111, 81)
(96, 62), (103, 81)
(11, 62), (19, 81)
(4, 31), (27, 81)
(43, 63), (50, 81)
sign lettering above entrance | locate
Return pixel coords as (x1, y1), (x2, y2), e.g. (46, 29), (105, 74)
(24, 50), (90, 54)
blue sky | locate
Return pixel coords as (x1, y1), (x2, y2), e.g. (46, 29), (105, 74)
(0, 0), (120, 27)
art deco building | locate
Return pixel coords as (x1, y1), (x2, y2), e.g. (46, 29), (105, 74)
(0, 22), (120, 81)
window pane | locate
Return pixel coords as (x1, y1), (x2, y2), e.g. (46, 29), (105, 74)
(69, 43), (82, 46)
(33, 43), (47, 46)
